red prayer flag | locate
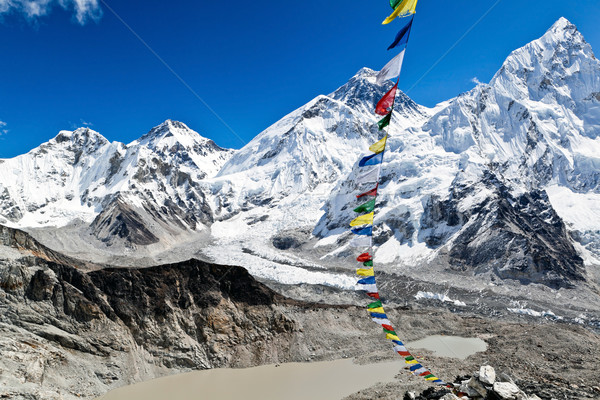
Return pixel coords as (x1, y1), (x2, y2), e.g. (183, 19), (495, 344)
(382, 324), (395, 332)
(367, 292), (380, 300)
(375, 82), (398, 116)
(357, 184), (378, 199)
(357, 253), (372, 262)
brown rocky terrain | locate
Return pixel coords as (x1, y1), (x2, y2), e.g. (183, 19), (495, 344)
(1, 224), (599, 400)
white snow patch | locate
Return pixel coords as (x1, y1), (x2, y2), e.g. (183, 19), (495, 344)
(546, 185), (600, 231)
(507, 307), (562, 319)
(415, 291), (466, 307)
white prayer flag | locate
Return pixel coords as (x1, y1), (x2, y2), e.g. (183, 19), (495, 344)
(376, 49), (406, 85)
(356, 165), (381, 185)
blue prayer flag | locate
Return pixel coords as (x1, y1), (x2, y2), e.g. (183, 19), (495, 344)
(352, 226), (373, 236)
(359, 152), (384, 167)
(358, 276), (376, 285)
(388, 16), (414, 50)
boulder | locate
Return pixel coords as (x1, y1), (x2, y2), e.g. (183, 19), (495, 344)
(493, 382), (522, 399)
(479, 365), (496, 385)
(468, 376), (488, 397)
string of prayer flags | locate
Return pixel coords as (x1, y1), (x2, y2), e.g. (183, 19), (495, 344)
(357, 282), (378, 293)
(371, 316), (393, 326)
(357, 165), (381, 184)
(351, 226), (373, 236)
(382, 0), (418, 24)
(342, 0), (447, 387)
(358, 276), (376, 285)
(387, 16), (414, 50)
(375, 81), (399, 114)
(350, 236), (372, 247)
(356, 253), (372, 262)
(356, 267), (374, 276)
(354, 199), (376, 213)
(350, 212), (374, 227)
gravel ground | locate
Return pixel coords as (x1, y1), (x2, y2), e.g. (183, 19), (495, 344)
(339, 308), (600, 400)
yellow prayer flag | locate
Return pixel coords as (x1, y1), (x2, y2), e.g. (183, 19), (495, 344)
(350, 212), (374, 227)
(369, 307), (385, 314)
(383, 0), (418, 25)
(426, 376), (439, 381)
(386, 333), (400, 341)
(356, 267), (375, 276)
(369, 135), (388, 154)
(405, 359), (419, 365)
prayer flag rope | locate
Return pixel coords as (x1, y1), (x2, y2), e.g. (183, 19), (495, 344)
(347, 1), (447, 386)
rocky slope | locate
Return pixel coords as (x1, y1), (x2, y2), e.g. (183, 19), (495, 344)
(2, 223), (599, 400)
(0, 224), (382, 399)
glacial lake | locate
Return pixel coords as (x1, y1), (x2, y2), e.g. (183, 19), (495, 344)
(97, 336), (487, 400)
(408, 335), (488, 359)
(97, 358), (407, 400)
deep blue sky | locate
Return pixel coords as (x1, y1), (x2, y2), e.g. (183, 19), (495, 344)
(1, 0), (599, 157)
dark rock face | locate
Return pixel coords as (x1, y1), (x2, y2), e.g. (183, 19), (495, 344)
(90, 196), (160, 246)
(446, 172), (585, 288)
(20, 258), (296, 360)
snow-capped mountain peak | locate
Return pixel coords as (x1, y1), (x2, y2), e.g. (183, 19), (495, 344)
(491, 17), (599, 104)
(126, 119), (234, 180)
(330, 67), (427, 119)
(36, 128), (110, 161)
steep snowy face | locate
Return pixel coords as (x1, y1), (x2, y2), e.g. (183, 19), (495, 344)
(129, 120), (233, 180)
(329, 67), (426, 121)
(0, 128), (122, 226)
(87, 121), (236, 244)
(409, 17), (600, 272)
(426, 17), (600, 191)
(315, 18), (598, 288)
(214, 69), (431, 221)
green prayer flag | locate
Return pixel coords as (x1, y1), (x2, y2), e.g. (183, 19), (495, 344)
(354, 199), (376, 214)
(390, 0), (402, 9)
(383, 328), (396, 335)
(378, 113), (392, 130)
(405, 356), (415, 361)
(363, 260), (374, 267)
(367, 300), (382, 309)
